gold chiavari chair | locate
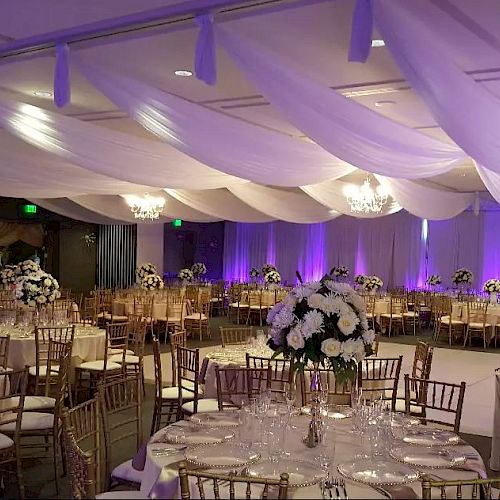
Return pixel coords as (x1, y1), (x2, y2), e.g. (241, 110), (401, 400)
(227, 286), (248, 325)
(436, 297), (466, 345)
(103, 299), (129, 325)
(220, 326), (252, 347)
(178, 461), (289, 500)
(402, 295), (421, 336)
(421, 475), (500, 500)
(215, 366), (271, 411)
(52, 298), (73, 324)
(209, 281), (225, 317)
(463, 300), (492, 348)
(157, 296), (185, 342)
(133, 295), (154, 334)
(358, 356), (403, 411)
(404, 375), (466, 433)
(380, 295), (405, 336)
(246, 354), (292, 403)
(80, 296), (98, 326)
(169, 329), (187, 387)
(300, 368), (353, 407)
(364, 294), (377, 330)
(246, 290), (267, 327)
(0, 367), (28, 499)
(0, 334), (10, 370)
(184, 294), (211, 341)
(98, 375), (143, 490)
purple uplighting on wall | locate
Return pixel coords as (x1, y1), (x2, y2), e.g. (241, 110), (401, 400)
(297, 223), (326, 283)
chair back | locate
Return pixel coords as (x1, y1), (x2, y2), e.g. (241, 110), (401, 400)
(465, 299), (489, 325)
(133, 295), (153, 318)
(98, 375), (142, 488)
(300, 368), (353, 406)
(421, 475), (500, 500)
(412, 341), (433, 382)
(246, 354), (292, 402)
(215, 366), (271, 410)
(404, 374), (466, 433)
(0, 334), (10, 369)
(178, 461), (289, 500)
(104, 322), (129, 377)
(64, 398), (102, 494)
(127, 315), (147, 357)
(0, 366), (28, 434)
(220, 326), (252, 347)
(169, 330), (187, 386)
(358, 356), (403, 410)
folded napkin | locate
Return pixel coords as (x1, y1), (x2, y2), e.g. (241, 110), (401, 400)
(131, 441), (148, 471)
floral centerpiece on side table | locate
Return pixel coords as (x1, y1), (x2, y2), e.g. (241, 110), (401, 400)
(136, 262), (157, 283)
(264, 270), (281, 288)
(141, 274), (164, 291)
(267, 273), (375, 446)
(483, 279), (500, 304)
(178, 268), (194, 284)
(15, 270), (61, 307)
(354, 274), (366, 288)
(452, 268), (473, 290)
(426, 275), (442, 288)
(262, 263), (277, 276)
(333, 266), (349, 280)
(362, 275), (384, 295)
(0, 264), (18, 287)
(191, 262), (207, 281)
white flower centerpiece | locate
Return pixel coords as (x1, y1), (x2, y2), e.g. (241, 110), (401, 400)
(191, 262), (207, 282)
(265, 270), (281, 287)
(141, 274), (164, 291)
(354, 274), (366, 288)
(0, 264), (18, 287)
(17, 259), (41, 277)
(362, 275), (383, 295)
(483, 279), (500, 304)
(136, 262), (157, 283)
(15, 270), (61, 308)
(333, 266), (349, 281)
(262, 263), (277, 276)
(426, 275), (442, 287)
(249, 267), (260, 281)
(267, 271), (375, 446)
(178, 268), (194, 284)
(452, 268), (473, 290)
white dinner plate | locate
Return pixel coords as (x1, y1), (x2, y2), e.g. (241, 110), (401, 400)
(390, 445), (467, 468)
(185, 443), (261, 468)
(190, 411), (240, 427)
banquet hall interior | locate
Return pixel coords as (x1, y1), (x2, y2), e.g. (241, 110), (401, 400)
(0, 0), (499, 498)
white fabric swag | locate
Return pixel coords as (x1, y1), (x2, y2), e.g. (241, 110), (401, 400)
(74, 60), (356, 187)
(216, 25), (468, 180)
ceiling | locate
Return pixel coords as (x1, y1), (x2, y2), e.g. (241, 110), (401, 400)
(0, 0), (497, 204)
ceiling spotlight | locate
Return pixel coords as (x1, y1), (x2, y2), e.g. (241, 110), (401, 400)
(33, 90), (53, 98)
(371, 39), (385, 48)
(375, 100), (396, 107)
(174, 70), (193, 77)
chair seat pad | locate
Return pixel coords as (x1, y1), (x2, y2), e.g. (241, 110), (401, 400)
(0, 433), (13, 450)
(104, 313), (129, 321)
(249, 305), (265, 310)
(109, 354), (140, 364)
(395, 398), (425, 415)
(109, 348), (134, 355)
(0, 411), (54, 432)
(365, 312), (375, 318)
(23, 395), (56, 411)
(182, 398), (220, 415)
(230, 302), (248, 308)
(185, 314), (208, 321)
(28, 365), (60, 377)
(97, 492), (147, 499)
(111, 459), (143, 485)
(380, 313), (403, 318)
(78, 360), (122, 371)
(403, 312), (418, 317)
(419, 306), (431, 312)
(468, 322), (491, 329)
(210, 297), (222, 303)
(440, 316), (465, 325)
(156, 317), (181, 323)
(161, 386), (197, 400)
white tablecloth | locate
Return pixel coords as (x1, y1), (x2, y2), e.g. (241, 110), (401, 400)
(141, 417), (485, 499)
(491, 371), (500, 471)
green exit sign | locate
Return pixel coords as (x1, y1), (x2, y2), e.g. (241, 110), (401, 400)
(22, 204), (37, 214)
(172, 219), (183, 228)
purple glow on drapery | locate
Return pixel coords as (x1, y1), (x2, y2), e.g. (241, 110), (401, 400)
(354, 232), (367, 277)
(54, 43), (71, 108)
(267, 223), (276, 266)
(194, 14), (216, 85)
(348, 0), (374, 63)
(298, 223), (326, 282)
(481, 212), (500, 284)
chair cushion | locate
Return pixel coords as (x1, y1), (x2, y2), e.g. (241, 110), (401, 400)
(181, 398), (220, 415)
(78, 360), (122, 372)
(380, 313), (403, 318)
(440, 316), (465, 325)
(161, 386), (197, 400)
(97, 492), (147, 499)
(23, 395), (56, 411)
(403, 312), (418, 317)
(104, 313), (129, 321)
(109, 348), (134, 355)
(419, 306), (431, 312)
(0, 433), (13, 450)
(184, 314), (208, 321)
(0, 411), (54, 432)
(28, 365), (59, 377)
(468, 322), (491, 329)
(395, 398), (425, 414)
(230, 302), (248, 308)
(111, 459), (143, 485)
(109, 354), (140, 364)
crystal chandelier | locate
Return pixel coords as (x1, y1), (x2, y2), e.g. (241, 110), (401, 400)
(125, 194), (165, 220)
(343, 178), (389, 214)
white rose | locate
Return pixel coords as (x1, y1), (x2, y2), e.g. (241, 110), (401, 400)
(37, 295), (47, 304)
(28, 300), (36, 307)
(338, 311), (359, 336)
(43, 278), (51, 287)
(286, 329), (305, 350)
(307, 293), (324, 310)
(321, 338), (341, 358)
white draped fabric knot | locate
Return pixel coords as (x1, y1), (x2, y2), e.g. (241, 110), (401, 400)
(54, 43), (71, 108)
(194, 14), (216, 85)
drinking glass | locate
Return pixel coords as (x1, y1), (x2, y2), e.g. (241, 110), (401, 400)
(315, 422), (336, 472)
(238, 405), (254, 449)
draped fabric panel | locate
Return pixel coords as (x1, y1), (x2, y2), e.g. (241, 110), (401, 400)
(217, 26), (467, 179)
(75, 60), (356, 187)
(0, 222), (44, 247)
(374, 0), (500, 176)
(97, 224), (137, 289)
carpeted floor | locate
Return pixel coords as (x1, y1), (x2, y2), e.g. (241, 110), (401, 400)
(7, 314), (498, 499)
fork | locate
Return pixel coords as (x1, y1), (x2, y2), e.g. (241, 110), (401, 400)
(339, 478), (348, 500)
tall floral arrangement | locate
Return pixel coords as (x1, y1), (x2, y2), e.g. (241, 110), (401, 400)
(362, 276), (383, 292)
(426, 275), (442, 286)
(267, 277), (375, 382)
(191, 262), (207, 279)
(333, 266), (349, 278)
(17, 259), (41, 277)
(249, 267), (260, 279)
(483, 279), (500, 293)
(354, 274), (366, 286)
(265, 270), (281, 285)
(178, 268), (194, 283)
(0, 264), (18, 286)
(15, 270), (61, 307)
(136, 262), (157, 283)
(141, 274), (164, 291)
(452, 268), (473, 286)
(262, 263), (277, 275)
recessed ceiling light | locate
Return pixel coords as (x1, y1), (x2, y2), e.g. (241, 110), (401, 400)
(174, 70), (193, 77)
(371, 39), (385, 48)
(33, 90), (53, 98)
(375, 100), (396, 107)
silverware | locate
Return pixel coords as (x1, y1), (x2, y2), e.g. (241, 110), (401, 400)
(323, 474), (334, 500)
(333, 478), (341, 499)
(339, 477), (348, 500)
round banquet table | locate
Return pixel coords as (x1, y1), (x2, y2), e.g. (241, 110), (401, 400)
(3, 324), (106, 370)
(140, 415), (486, 499)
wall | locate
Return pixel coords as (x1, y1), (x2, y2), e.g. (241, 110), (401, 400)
(136, 223), (164, 274)
(164, 222), (224, 280)
(59, 221), (97, 294)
